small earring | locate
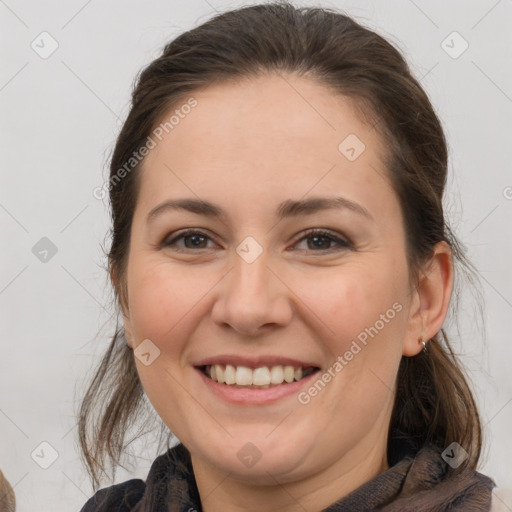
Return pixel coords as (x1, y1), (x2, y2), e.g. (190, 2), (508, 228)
(419, 337), (427, 353)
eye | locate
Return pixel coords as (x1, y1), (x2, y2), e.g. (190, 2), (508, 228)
(162, 229), (215, 251)
(162, 228), (352, 253)
(291, 228), (352, 253)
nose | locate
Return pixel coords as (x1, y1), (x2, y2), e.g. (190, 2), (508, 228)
(210, 247), (293, 336)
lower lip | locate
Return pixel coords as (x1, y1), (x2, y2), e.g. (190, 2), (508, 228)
(195, 367), (320, 405)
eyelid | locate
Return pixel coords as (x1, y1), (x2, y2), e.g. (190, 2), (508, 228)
(291, 228), (353, 251)
(161, 227), (353, 253)
(161, 228), (217, 251)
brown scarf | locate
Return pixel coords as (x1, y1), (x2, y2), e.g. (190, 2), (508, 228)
(81, 439), (495, 511)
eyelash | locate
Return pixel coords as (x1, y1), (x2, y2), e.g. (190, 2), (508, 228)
(161, 228), (353, 254)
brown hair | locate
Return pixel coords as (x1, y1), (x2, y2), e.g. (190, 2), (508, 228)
(79, 1), (484, 489)
(0, 470), (16, 512)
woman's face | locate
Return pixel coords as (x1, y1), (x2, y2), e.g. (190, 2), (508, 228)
(121, 73), (421, 483)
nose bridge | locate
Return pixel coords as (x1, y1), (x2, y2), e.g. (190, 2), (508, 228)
(233, 246), (271, 296)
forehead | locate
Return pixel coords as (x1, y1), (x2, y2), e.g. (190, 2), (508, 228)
(136, 73), (397, 223)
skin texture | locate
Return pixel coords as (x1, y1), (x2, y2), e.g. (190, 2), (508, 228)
(117, 73), (453, 511)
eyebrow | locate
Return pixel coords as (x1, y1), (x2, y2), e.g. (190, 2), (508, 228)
(146, 196), (373, 225)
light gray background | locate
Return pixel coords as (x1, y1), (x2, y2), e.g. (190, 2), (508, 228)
(1, 0), (511, 510)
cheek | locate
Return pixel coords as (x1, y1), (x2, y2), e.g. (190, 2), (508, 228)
(300, 261), (406, 347)
(307, 269), (406, 412)
(127, 251), (408, 356)
(300, 260), (408, 412)
(125, 257), (199, 345)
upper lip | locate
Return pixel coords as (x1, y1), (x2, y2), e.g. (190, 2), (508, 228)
(193, 355), (321, 369)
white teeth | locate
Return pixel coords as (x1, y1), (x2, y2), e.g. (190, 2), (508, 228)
(235, 366), (253, 386)
(224, 364), (236, 385)
(284, 365), (295, 383)
(215, 364), (225, 384)
(270, 365), (284, 384)
(204, 364), (315, 388)
(252, 366), (270, 386)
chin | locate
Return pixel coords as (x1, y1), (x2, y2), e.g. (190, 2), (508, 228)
(188, 428), (318, 483)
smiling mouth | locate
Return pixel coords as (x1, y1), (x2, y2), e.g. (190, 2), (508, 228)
(199, 364), (320, 389)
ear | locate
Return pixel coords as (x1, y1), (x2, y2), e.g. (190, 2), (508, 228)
(402, 241), (454, 357)
(110, 262), (134, 348)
